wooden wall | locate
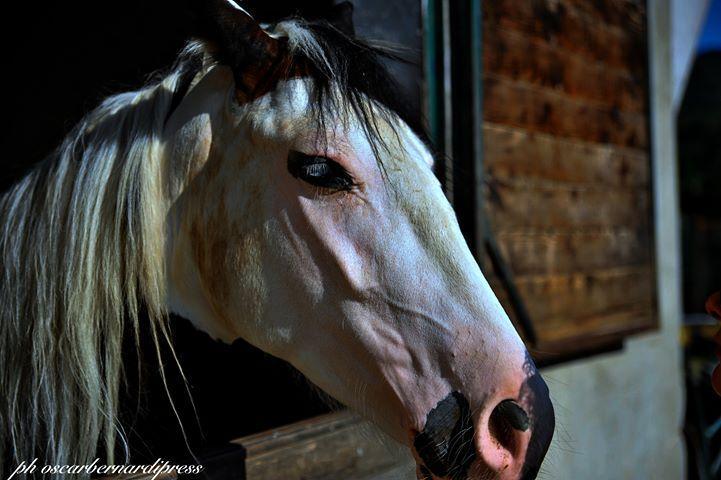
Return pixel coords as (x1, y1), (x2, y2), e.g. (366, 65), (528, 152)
(481, 0), (656, 355)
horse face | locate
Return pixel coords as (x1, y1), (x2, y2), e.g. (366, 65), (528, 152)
(163, 63), (553, 479)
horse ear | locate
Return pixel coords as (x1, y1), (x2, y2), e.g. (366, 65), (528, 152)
(328, 2), (356, 36)
(191, 0), (283, 93)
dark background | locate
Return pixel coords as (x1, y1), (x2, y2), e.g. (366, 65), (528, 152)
(678, 0), (721, 316)
(679, 51), (721, 315)
(676, 6), (721, 475)
(1, 0), (422, 192)
(1, 0), (422, 464)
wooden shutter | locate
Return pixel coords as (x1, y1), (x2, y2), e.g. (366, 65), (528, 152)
(481, 0), (656, 358)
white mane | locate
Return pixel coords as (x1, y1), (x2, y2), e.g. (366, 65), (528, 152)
(0, 43), (209, 476)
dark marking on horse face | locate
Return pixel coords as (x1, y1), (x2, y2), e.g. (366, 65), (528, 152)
(519, 352), (555, 480)
(413, 392), (476, 480)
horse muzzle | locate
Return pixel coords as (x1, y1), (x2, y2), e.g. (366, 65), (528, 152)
(412, 356), (555, 480)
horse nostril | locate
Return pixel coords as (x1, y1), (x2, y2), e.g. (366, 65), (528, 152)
(488, 400), (530, 457)
(493, 400), (530, 432)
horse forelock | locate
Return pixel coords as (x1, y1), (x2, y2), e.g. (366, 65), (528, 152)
(270, 18), (430, 162)
(186, 17), (429, 168)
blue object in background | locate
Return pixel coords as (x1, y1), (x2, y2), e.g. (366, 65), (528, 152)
(698, 0), (721, 53)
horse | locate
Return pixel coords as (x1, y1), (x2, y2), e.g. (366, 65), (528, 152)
(0, 1), (554, 478)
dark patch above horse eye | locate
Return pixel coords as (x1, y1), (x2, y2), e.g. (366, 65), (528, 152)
(287, 150), (355, 192)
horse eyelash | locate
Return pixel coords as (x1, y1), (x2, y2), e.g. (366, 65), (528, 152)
(288, 150), (358, 194)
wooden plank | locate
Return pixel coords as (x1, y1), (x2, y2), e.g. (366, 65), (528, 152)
(483, 0), (647, 77)
(490, 266), (655, 345)
(234, 411), (409, 480)
(496, 269), (653, 332)
(102, 413), (413, 480)
(531, 307), (652, 360)
(516, 266), (654, 323)
(494, 227), (652, 276)
(538, 305), (654, 345)
(483, 123), (650, 187)
(483, 26), (646, 113)
(486, 178), (651, 230)
(483, 75), (648, 148)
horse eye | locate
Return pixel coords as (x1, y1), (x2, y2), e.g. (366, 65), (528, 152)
(287, 150), (356, 192)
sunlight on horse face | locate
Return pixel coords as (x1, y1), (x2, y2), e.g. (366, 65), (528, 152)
(163, 65), (553, 479)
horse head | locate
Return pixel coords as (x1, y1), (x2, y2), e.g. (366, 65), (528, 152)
(162, 1), (554, 478)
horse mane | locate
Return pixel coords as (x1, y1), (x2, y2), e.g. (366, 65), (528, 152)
(0, 17), (418, 476)
(0, 41), (210, 476)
